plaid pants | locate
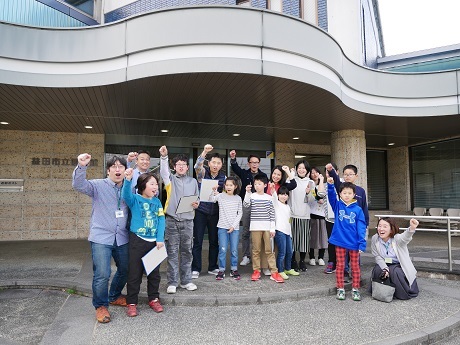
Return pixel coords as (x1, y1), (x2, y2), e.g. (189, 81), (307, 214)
(335, 246), (360, 289)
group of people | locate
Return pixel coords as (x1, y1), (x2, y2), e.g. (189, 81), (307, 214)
(72, 145), (420, 323)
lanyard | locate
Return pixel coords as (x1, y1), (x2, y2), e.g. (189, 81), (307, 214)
(383, 241), (390, 255)
(115, 186), (121, 210)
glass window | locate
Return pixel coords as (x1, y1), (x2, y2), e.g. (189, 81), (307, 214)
(411, 139), (460, 210)
(366, 150), (388, 210)
(0, 0), (89, 27)
(63, 0), (94, 16)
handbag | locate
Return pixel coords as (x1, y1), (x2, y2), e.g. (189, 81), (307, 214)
(372, 278), (395, 303)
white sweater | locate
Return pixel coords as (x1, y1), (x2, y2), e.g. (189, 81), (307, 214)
(289, 176), (312, 219)
(272, 192), (291, 236)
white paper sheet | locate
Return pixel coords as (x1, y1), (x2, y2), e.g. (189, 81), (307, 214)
(199, 179), (219, 202)
(141, 245), (168, 276)
(175, 195), (199, 214)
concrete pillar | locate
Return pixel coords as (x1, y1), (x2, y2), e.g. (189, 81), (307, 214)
(330, 129), (367, 194)
(387, 146), (411, 213)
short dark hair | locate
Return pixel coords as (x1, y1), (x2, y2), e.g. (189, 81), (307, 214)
(136, 173), (158, 195)
(343, 164), (358, 174)
(209, 152), (223, 163)
(339, 181), (356, 194)
(224, 176), (241, 195)
(137, 150), (151, 157)
(106, 156), (127, 170)
(278, 186), (289, 195)
(377, 217), (400, 238)
(172, 154), (189, 166)
(253, 174), (268, 185)
(295, 160), (311, 174)
(311, 166), (322, 174)
(247, 154), (261, 163)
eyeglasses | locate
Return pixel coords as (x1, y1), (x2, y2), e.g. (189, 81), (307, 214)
(343, 173), (356, 177)
(110, 164), (125, 169)
(249, 161), (260, 164)
(175, 163), (188, 167)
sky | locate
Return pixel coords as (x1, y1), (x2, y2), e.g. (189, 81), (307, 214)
(378, 0), (460, 56)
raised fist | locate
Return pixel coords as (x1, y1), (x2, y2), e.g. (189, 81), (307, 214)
(282, 165), (290, 174)
(409, 218), (419, 231)
(229, 150), (236, 159)
(127, 152), (138, 163)
(325, 163), (333, 171)
(203, 144), (213, 154)
(78, 153), (91, 166)
(159, 146), (168, 157)
(124, 168), (134, 180)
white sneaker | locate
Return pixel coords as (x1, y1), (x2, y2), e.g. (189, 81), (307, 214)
(208, 269), (219, 275)
(166, 285), (176, 294)
(309, 258), (316, 266)
(180, 283), (197, 291)
(318, 258), (325, 266)
(240, 256), (250, 266)
(263, 269), (271, 276)
(192, 271), (199, 279)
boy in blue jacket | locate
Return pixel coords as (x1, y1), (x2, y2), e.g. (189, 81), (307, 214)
(327, 178), (367, 301)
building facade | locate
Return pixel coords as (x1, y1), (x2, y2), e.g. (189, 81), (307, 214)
(0, 0), (459, 241)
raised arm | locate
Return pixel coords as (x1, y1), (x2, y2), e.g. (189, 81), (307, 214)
(194, 144), (213, 183)
(121, 168), (135, 208)
(327, 177), (338, 211)
(326, 163), (341, 192)
(72, 153), (95, 197)
(229, 150), (244, 178)
(159, 146), (171, 186)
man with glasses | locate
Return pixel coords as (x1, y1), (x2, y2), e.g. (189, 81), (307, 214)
(229, 150), (268, 266)
(159, 146), (199, 294)
(72, 154), (129, 323)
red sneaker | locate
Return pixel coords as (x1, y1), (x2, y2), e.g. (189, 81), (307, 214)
(148, 298), (164, 313)
(270, 272), (285, 283)
(109, 295), (127, 307)
(251, 270), (261, 281)
(126, 304), (138, 317)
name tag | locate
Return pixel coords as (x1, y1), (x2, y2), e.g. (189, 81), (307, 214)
(115, 210), (124, 218)
(384, 257), (393, 264)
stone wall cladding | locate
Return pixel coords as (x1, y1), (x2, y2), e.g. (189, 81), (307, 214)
(0, 130), (104, 241)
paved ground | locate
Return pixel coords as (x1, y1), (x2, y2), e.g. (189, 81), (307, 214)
(0, 231), (459, 345)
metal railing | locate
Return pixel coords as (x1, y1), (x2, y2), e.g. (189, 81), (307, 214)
(374, 214), (460, 272)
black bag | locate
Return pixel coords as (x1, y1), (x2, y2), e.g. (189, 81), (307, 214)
(372, 278), (395, 303)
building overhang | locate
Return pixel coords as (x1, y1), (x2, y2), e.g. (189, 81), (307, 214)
(1, 6), (459, 148)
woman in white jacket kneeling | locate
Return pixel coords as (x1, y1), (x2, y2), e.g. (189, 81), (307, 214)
(369, 217), (420, 300)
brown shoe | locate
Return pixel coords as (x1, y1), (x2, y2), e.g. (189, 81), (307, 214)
(109, 295), (127, 307)
(95, 306), (111, 323)
(148, 298), (164, 313)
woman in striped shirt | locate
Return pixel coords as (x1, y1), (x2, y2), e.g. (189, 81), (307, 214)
(209, 177), (243, 280)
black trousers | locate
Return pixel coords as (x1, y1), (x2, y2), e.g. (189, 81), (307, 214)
(127, 232), (161, 305)
(326, 221), (336, 264)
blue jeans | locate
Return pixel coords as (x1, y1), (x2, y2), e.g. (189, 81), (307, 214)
(90, 240), (129, 309)
(217, 228), (240, 271)
(274, 231), (293, 272)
